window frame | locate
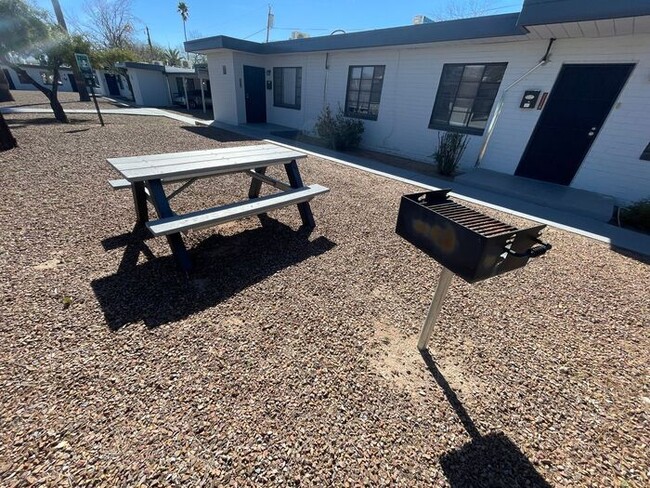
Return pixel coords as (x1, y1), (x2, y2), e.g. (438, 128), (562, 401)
(344, 65), (385, 121)
(429, 62), (508, 136)
(273, 66), (302, 110)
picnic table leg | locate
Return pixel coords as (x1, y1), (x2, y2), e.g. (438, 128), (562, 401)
(145, 178), (192, 273)
(284, 160), (315, 228)
(131, 181), (149, 225)
(248, 166), (267, 198)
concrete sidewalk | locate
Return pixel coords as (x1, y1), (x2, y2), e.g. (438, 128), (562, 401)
(204, 120), (650, 258)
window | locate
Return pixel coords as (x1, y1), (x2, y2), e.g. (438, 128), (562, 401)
(273, 67), (302, 109)
(345, 65), (385, 120)
(429, 63), (508, 135)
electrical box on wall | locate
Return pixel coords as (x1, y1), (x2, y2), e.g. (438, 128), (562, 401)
(266, 80), (272, 90)
(520, 90), (541, 109)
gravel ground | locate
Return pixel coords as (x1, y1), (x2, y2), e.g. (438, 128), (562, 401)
(0, 111), (648, 487)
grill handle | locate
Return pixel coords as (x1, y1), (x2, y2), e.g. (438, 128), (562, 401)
(507, 240), (552, 259)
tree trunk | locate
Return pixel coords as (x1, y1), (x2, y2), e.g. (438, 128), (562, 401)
(0, 69), (14, 102)
(50, 68), (69, 123)
(0, 112), (18, 151)
(8, 64), (69, 124)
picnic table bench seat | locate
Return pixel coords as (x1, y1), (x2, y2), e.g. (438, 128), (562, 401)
(146, 184), (329, 236)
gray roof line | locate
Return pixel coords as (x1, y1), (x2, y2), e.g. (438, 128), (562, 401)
(185, 13), (526, 54)
(517, 0), (650, 27)
(117, 61), (166, 72)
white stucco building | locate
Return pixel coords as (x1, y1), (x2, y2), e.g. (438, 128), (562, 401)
(186, 0), (650, 203)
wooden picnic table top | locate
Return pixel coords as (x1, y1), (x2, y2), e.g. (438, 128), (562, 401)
(107, 143), (307, 182)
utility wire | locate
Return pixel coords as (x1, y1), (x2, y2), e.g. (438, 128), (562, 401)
(243, 27), (268, 40)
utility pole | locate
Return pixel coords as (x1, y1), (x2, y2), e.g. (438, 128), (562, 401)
(265, 4), (274, 43)
(51, 0), (68, 31)
(146, 26), (154, 60)
(51, 0), (91, 102)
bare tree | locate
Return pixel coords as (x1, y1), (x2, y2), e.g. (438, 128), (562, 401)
(432, 0), (491, 21)
(82, 0), (136, 49)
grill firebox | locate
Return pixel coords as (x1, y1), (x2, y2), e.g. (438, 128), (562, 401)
(396, 189), (550, 284)
(395, 189), (552, 351)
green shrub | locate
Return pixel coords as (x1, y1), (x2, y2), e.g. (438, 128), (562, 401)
(314, 105), (364, 151)
(433, 131), (469, 176)
(620, 198), (650, 233)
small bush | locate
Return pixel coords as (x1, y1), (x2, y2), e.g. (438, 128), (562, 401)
(433, 131), (469, 176)
(314, 105), (364, 151)
(620, 198), (650, 233)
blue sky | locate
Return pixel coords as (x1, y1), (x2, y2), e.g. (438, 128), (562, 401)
(35, 0), (524, 48)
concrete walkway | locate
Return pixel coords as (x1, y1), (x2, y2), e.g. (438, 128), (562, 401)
(205, 121), (650, 258)
(4, 105), (648, 258)
(0, 106), (202, 126)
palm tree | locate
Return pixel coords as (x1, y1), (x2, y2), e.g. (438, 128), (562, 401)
(164, 47), (182, 67)
(177, 2), (189, 42)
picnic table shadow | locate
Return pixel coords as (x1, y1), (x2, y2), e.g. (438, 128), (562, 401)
(182, 125), (257, 143)
(420, 349), (551, 488)
(92, 216), (335, 330)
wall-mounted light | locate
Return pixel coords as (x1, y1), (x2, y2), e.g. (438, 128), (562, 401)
(266, 69), (271, 76)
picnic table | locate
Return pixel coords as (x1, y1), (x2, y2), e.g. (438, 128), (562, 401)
(106, 143), (329, 273)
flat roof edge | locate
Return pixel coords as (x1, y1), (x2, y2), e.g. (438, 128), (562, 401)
(186, 13), (525, 55)
(517, 0), (650, 27)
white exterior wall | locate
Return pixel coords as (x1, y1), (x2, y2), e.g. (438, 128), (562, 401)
(206, 51), (238, 124)
(483, 34), (650, 202)
(128, 69), (170, 107)
(265, 52), (328, 131)
(204, 32), (650, 202)
(117, 74), (132, 99)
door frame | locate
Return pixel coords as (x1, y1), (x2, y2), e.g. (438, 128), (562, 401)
(515, 62), (635, 185)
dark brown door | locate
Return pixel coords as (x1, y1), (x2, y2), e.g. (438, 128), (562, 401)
(243, 65), (266, 123)
(515, 63), (634, 185)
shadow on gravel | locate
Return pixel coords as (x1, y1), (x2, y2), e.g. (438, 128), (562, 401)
(420, 350), (551, 488)
(92, 218), (336, 330)
(182, 125), (257, 143)
(6, 117), (89, 127)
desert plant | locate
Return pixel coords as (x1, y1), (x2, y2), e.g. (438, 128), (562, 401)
(619, 198), (650, 233)
(314, 105), (364, 151)
(433, 131), (469, 176)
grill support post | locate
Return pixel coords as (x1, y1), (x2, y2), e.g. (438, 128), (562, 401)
(417, 267), (454, 351)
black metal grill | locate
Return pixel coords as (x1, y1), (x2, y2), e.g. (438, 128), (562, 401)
(396, 189), (551, 283)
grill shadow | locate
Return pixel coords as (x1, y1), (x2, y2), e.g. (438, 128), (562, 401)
(420, 350), (551, 488)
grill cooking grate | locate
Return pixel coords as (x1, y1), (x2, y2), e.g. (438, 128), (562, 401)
(426, 201), (518, 237)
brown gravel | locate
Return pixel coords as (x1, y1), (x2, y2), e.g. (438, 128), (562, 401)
(0, 90), (129, 112)
(0, 109), (648, 487)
